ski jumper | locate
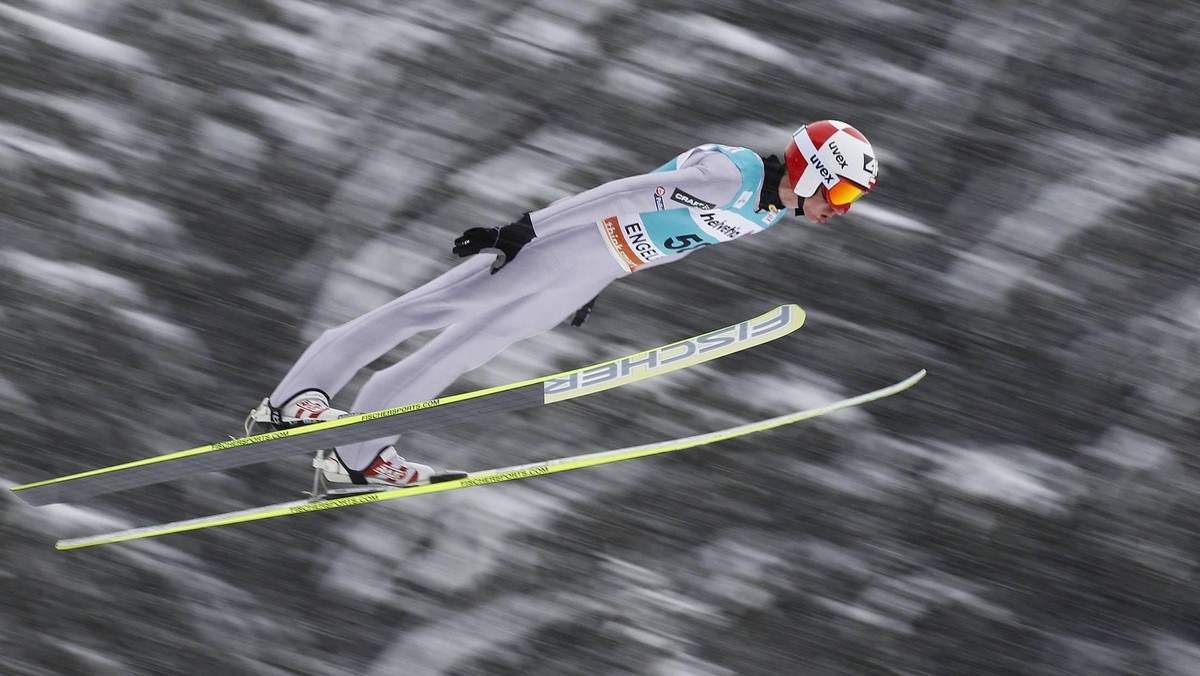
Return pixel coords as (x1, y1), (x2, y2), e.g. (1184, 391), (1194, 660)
(269, 145), (788, 470)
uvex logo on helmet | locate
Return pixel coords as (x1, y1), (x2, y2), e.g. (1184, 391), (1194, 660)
(785, 120), (878, 214)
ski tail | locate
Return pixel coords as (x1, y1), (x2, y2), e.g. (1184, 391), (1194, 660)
(13, 304), (804, 507)
(54, 369), (925, 551)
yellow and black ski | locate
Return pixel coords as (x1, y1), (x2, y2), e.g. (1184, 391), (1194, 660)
(55, 369), (925, 550)
(13, 304), (804, 507)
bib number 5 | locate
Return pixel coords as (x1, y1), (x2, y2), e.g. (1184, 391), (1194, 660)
(663, 233), (710, 252)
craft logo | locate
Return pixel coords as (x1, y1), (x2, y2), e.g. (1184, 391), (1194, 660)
(733, 190), (753, 209)
(670, 188), (716, 211)
(654, 185), (666, 210)
(543, 305), (796, 397)
(863, 154), (876, 174)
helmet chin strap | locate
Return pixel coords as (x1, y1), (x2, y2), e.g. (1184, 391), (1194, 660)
(797, 184), (841, 217)
(795, 186), (822, 217)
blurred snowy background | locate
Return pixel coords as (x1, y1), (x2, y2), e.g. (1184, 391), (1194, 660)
(2, 0), (1199, 674)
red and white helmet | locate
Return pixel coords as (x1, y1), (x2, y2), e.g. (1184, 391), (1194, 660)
(785, 120), (879, 214)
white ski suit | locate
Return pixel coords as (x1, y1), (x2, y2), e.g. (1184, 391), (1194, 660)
(270, 144), (789, 469)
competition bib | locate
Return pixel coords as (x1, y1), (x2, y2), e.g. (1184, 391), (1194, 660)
(595, 144), (785, 272)
(598, 206), (781, 272)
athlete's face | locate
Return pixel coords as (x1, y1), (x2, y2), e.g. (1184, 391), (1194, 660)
(780, 167), (840, 224)
(801, 192), (837, 224)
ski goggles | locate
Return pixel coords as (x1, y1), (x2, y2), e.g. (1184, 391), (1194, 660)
(823, 179), (869, 214)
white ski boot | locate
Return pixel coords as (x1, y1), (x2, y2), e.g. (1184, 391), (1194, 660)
(315, 446), (467, 488)
(245, 389), (348, 434)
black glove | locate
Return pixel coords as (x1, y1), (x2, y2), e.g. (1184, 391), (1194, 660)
(453, 214), (537, 274)
(570, 295), (598, 327)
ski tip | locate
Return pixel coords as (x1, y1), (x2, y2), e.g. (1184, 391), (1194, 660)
(777, 303), (806, 328)
(8, 484), (56, 507)
(894, 369), (927, 390)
